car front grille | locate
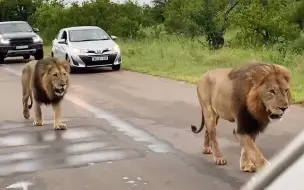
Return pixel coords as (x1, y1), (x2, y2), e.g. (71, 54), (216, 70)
(79, 53), (118, 66)
(10, 38), (33, 46)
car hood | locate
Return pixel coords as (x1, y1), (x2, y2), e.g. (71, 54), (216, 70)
(0, 32), (37, 39)
(69, 40), (116, 50)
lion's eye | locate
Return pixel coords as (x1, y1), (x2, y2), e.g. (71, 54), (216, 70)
(269, 89), (275, 94)
(285, 89), (289, 93)
(53, 73), (58, 77)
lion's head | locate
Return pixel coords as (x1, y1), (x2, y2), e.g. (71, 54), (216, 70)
(37, 57), (71, 99)
(49, 63), (70, 97)
(229, 62), (292, 122)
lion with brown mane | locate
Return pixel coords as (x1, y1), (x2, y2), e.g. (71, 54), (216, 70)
(191, 61), (292, 172)
(21, 57), (71, 130)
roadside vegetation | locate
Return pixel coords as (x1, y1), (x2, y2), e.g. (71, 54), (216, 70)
(1, 0), (304, 103)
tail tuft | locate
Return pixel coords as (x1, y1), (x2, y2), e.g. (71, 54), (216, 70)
(191, 125), (199, 133)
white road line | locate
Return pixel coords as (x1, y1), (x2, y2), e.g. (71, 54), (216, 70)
(0, 65), (174, 154)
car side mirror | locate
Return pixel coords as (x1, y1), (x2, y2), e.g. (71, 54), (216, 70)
(33, 28), (39, 33)
(111, 35), (117, 40)
(58, 39), (67, 44)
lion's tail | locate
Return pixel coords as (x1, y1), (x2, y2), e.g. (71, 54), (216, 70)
(191, 86), (205, 134)
(191, 110), (205, 134)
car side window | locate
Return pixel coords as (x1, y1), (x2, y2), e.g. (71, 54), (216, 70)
(60, 31), (67, 41)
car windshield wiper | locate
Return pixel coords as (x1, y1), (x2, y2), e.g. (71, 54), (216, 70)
(74, 39), (109, 42)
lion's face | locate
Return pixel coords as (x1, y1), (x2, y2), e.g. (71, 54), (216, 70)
(259, 75), (291, 121)
(49, 63), (70, 97)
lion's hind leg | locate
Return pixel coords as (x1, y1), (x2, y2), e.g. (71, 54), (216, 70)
(205, 113), (226, 165)
(203, 130), (212, 154)
(21, 69), (31, 119)
(22, 91), (30, 119)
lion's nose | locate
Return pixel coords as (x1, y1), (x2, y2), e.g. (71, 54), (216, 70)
(279, 107), (287, 112)
(60, 84), (65, 88)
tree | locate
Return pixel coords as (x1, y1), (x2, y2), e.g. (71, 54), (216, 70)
(230, 0), (301, 45)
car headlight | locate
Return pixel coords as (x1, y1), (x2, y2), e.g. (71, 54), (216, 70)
(112, 44), (120, 52)
(33, 36), (43, 43)
(0, 38), (10, 44)
(73, 48), (88, 54)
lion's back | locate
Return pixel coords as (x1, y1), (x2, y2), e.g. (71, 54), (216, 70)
(198, 68), (234, 97)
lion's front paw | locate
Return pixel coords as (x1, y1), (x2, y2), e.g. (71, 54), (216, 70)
(203, 147), (212, 154)
(214, 157), (227, 165)
(241, 163), (256, 173)
(33, 120), (43, 126)
(54, 123), (67, 130)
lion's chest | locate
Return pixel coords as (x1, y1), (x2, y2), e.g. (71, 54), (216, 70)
(33, 82), (63, 105)
(34, 89), (52, 105)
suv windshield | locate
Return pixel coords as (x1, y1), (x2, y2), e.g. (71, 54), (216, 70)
(69, 29), (110, 42)
(0, 22), (33, 34)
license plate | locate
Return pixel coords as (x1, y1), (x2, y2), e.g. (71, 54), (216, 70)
(16, 45), (28, 49)
(92, 56), (108, 61)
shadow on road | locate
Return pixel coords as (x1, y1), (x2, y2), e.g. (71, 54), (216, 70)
(71, 67), (119, 75)
(3, 57), (121, 75)
(3, 58), (30, 64)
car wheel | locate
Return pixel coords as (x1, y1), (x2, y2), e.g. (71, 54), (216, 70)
(23, 55), (30, 59)
(34, 49), (44, 60)
(66, 55), (73, 73)
(112, 64), (121, 71)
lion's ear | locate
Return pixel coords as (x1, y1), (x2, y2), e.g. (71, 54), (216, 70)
(60, 60), (71, 73)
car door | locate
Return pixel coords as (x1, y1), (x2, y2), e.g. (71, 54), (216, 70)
(52, 30), (63, 57)
(56, 30), (69, 59)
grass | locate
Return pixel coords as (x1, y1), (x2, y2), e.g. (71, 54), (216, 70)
(43, 36), (304, 104)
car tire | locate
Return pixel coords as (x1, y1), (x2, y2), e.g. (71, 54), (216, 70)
(66, 54), (73, 73)
(34, 49), (44, 60)
(23, 55), (30, 59)
(112, 64), (121, 71)
(51, 52), (54, 57)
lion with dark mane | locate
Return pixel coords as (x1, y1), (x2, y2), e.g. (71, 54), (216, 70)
(21, 57), (71, 130)
(191, 61), (292, 172)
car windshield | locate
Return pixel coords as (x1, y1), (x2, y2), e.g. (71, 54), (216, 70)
(0, 22), (33, 34)
(69, 29), (110, 42)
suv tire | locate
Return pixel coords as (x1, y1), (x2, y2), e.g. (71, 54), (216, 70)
(0, 55), (4, 64)
(23, 55), (30, 59)
(35, 49), (44, 60)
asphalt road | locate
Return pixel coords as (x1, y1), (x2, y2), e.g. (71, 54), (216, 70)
(0, 58), (303, 190)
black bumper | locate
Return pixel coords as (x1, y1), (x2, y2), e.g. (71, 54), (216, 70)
(0, 43), (43, 57)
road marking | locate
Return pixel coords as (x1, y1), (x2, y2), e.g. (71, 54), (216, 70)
(6, 181), (33, 190)
(0, 65), (174, 154)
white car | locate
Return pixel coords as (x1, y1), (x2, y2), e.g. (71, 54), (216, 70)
(51, 26), (122, 71)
